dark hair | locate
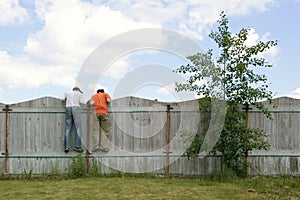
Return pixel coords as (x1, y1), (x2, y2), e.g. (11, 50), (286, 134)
(97, 89), (104, 93)
(72, 87), (83, 94)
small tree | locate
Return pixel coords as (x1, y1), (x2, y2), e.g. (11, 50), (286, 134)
(175, 11), (277, 175)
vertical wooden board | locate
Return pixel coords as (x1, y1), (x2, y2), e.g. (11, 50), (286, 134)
(33, 158), (40, 174)
(154, 158), (165, 174)
(7, 113), (14, 153)
(115, 157), (125, 172)
(110, 113), (122, 151)
(48, 113), (58, 152)
(49, 113), (65, 152)
(0, 158), (5, 174)
(53, 113), (64, 151)
(287, 114), (295, 149)
(25, 113), (39, 152)
(24, 113), (31, 152)
(292, 113), (300, 149)
(83, 110), (90, 150)
(294, 114), (300, 150)
(279, 113), (291, 150)
(132, 112), (139, 152)
(249, 157), (260, 175)
(106, 157), (115, 172)
(111, 113), (119, 151)
(255, 157), (264, 175)
(136, 112), (142, 152)
(109, 114), (116, 150)
(199, 157), (208, 175)
(116, 113), (125, 151)
(272, 113), (280, 150)
(173, 157), (182, 175)
(172, 111), (197, 152)
(124, 157), (133, 173)
(149, 111), (164, 152)
(41, 113), (49, 152)
(207, 157), (218, 175)
(266, 157), (277, 175)
(169, 157), (178, 174)
(8, 158), (18, 174)
(25, 113), (36, 152)
(12, 113), (26, 153)
(294, 157), (300, 175)
(140, 113), (151, 152)
(149, 157), (159, 173)
(263, 113), (274, 146)
(135, 157), (145, 173)
(80, 111), (87, 150)
(140, 111), (151, 152)
(180, 157), (189, 175)
(160, 112), (167, 152)
(90, 112), (96, 149)
(253, 157), (265, 175)
(151, 112), (165, 152)
(0, 112), (6, 151)
(259, 157), (266, 175)
(97, 157), (109, 174)
(35, 113), (42, 152)
(51, 113), (58, 151)
(124, 113), (134, 152)
(84, 110), (93, 152)
(280, 157), (290, 175)
(61, 158), (72, 174)
(59, 113), (65, 150)
(7, 113), (15, 153)
(169, 111), (180, 151)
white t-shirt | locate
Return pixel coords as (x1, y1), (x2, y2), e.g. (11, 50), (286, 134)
(62, 91), (84, 107)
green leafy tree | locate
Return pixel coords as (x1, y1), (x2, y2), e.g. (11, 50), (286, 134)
(175, 11), (277, 175)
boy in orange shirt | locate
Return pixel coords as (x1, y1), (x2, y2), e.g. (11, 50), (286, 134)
(90, 89), (111, 152)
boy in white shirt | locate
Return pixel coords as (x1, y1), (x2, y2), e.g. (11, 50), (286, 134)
(62, 87), (84, 153)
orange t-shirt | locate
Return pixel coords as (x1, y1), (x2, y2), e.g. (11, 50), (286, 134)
(92, 93), (111, 114)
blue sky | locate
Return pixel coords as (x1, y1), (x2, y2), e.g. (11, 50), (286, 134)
(0, 0), (299, 104)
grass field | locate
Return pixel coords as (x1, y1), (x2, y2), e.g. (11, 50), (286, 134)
(0, 176), (299, 200)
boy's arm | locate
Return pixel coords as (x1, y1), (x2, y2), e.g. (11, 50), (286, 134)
(89, 96), (95, 105)
(106, 94), (111, 103)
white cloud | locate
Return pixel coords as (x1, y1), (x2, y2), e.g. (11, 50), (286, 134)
(244, 28), (279, 66)
(286, 88), (300, 99)
(101, 0), (276, 40)
(1, 0), (278, 102)
(0, 0), (29, 25)
(105, 57), (131, 79)
(25, 0), (157, 66)
(260, 32), (279, 64)
(157, 84), (175, 95)
(157, 80), (205, 101)
(0, 87), (3, 97)
(245, 28), (260, 46)
(0, 50), (75, 88)
(2, 0), (157, 90)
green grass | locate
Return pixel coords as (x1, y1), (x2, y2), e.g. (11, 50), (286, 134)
(0, 176), (299, 200)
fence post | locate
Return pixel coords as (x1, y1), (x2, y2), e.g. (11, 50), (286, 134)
(2, 105), (12, 174)
(165, 104), (173, 174)
(243, 103), (252, 174)
(86, 104), (91, 172)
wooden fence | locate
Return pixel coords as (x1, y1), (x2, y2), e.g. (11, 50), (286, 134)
(0, 96), (299, 176)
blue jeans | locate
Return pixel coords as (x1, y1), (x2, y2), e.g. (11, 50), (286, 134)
(64, 107), (82, 148)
